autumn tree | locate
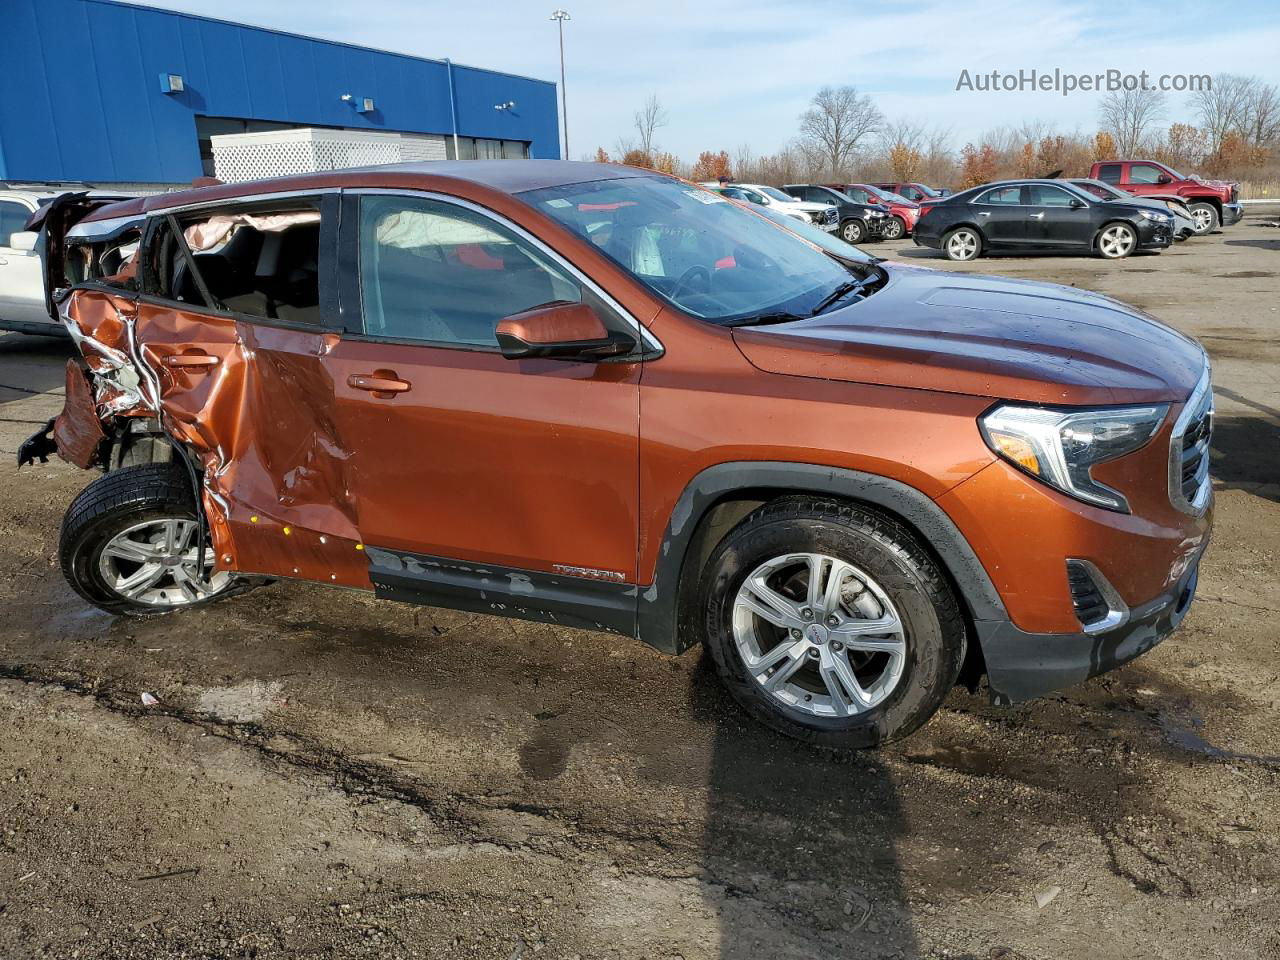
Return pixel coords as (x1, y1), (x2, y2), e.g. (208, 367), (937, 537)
(652, 152), (677, 174)
(594, 146), (611, 164)
(798, 85), (883, 178)
(1155, 124), (1208, 170)
(1014, 142), (1037, 177)
(1191, 74), (1254, 153)
(959, 143), (998, 188)
(1091, 131), (1116, 162)
(690, 150), (731, 181)
(621, 149), (654, 168)
(887, 142), (923, 181)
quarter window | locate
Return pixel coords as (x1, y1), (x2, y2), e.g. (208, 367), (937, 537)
(976, 186), (1022, 205)
(357, 196), (581, 347)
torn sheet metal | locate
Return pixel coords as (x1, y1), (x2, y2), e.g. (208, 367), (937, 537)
(52, 360), (107, 469)
(59, 289), (370, 590)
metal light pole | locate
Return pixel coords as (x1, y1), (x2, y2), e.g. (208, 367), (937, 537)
(550, 9), (570, 158)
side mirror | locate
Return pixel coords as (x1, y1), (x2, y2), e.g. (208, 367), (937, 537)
(1070, 198), (1086, 209)
(6, 231), (38, 252)
(496, 302), (634, 361)
(1156, 174), (1172, 184)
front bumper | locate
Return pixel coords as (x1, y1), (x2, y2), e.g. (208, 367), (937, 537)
(1138, 222), (1174, 249)
(864, 217), (888, 240)
(1222, 203), (1245, 226)
(978, 552), (1202, 704)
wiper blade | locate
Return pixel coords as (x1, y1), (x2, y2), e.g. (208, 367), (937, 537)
(809, 279), (865, 315)
(722, 312), (807, 328)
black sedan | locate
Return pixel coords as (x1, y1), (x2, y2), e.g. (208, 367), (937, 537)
(912, 179), (1175, 261)
(783, 184), (891, 245)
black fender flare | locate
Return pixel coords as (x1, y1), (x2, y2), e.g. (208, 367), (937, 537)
(635, 461), (1008, 654)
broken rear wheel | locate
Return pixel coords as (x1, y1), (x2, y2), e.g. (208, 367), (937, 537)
(60, 463), (246, 615)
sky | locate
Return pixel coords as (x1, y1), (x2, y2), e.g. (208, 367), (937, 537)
(135, 0), (1280, 161)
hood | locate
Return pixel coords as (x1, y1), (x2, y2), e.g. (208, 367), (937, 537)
(732, 263), (1206, 406)
(783, 200), (836, 213)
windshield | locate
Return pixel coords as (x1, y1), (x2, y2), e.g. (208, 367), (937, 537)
(916, 185), (942, 197)
(878, 190), (914, 205)
(743, 201), (876, 262)
(757, 186), (796, 203)
(520, 176), (865, 323)
(1074, 180), (1122, 199)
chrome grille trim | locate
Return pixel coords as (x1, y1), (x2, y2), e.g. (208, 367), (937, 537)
(1169, 365), (1213, 516)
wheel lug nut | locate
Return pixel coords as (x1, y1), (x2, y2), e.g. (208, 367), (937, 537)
(826, 615), (838, 626)
(807, 648), (820, 660)
(801, 608), (813, 620)
(832, 641), (844, 652)
(791, 629), (803, 640)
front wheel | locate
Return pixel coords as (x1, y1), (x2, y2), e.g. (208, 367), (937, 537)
(1187, 202), (1218, 235)
(60, 463), (248, 615)
(1096, 222), (1138, 259)
(698, 497), (966, 750)
(881, 216), (906, 241)
(943, 227), (982, 261)
(840, 219), (865, 244)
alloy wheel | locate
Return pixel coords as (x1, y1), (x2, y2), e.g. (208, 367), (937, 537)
(1191, 207), (1214, 233)
(731, 553), (907, 718)
(946, 230), (978, 260)
(842, 221), (863, 243)
(98, 518), (232, 607)
(882, 218), (904, 240)
(1099, 224), (1136, 258)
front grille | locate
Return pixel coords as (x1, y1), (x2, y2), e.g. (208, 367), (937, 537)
(821, 208), (838, 225)
(1066, 561), (1109, 626)
(1230, 186), (1239, 204)
(1169, 368), (1213, 514)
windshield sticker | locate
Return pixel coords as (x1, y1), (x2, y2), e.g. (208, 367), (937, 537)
(545, 198), (572, 208)
(685, 190), (727, 204)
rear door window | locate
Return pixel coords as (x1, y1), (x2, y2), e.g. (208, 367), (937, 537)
(975, 186), (1023, 205)
(144, 199), (327, 326)
(1097, 163), (1123, 184)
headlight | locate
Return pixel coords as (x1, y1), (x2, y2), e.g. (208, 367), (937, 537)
(1139, 210), (1170, 222)
(980, 404), (1168, 512)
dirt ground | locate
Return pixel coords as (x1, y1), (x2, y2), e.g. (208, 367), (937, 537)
(0, 217), (1277, 960)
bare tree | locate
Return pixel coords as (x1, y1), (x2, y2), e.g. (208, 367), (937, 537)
(1190, 74), (1253, 152)
(798, 85), (883, 178)
(1241, 79), (1280, 147)
(632, 94), (668, 159)
(878, 119), (926, 153)
(732, 143), (756, 183)
(1098, 88), (1166, 154)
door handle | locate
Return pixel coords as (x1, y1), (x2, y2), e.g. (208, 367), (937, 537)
(163, 353), (220, 369)
(1028, 212), (1046, 220)
(977, 211), (990, 217)
(348, 372), (411, 395)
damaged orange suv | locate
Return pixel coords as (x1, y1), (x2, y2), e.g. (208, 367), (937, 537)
(20, 162), (1213, 749)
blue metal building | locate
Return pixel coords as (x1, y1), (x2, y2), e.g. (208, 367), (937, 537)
(1, 0), (562, 185)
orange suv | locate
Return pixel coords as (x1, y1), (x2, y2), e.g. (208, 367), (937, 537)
(20, 162), (1213, 749)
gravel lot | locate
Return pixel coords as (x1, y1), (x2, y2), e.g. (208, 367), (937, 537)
(0, 217), (1276, 960)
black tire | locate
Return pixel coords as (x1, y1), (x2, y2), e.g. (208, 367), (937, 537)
(1187, 202), (1218, 235)
(840, 219), (865, 244)
(881, 216), (906, 240)
(1095, 221), (1138, 259)
(698, 497), (966, 750)
(60, 463), (252, 616)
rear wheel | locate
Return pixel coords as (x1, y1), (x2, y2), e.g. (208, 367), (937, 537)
(840, 219), (865, 244)
(943, 227), (982, 261)
(60, 463), (248, 616)
(1096, 222), (1138, 259)
(1187, 202), (1218, 235)
(881, 216), (906, 241)
(698, 497), (966, 750)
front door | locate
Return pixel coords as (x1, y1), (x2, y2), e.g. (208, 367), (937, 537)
(324, 192), (643, 626)
(1024, 184), (1093, 248)
(0, 200), (48, 327)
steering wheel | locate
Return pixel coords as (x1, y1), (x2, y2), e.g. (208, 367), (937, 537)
(670, 265), (711, 301)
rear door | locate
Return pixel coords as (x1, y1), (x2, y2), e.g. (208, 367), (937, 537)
(322, 190), (646, 630)
(1024, 184), (1093, 248)
(123, 193), (369, 587)
(0, 199), (48, 327)
(970, 185), (1026, 245)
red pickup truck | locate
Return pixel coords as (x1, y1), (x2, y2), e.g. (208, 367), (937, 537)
(1089, 160), (1243, 234)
